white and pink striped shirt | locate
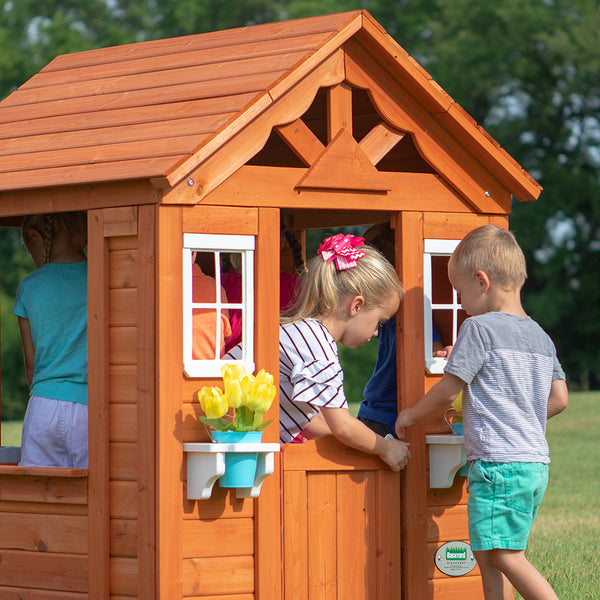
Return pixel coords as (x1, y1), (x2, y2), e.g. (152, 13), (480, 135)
(279, 319), (347, 443)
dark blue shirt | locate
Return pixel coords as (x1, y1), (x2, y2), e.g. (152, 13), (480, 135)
(358, 317), (440, 430)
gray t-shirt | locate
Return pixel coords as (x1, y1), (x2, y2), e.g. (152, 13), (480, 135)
(445, 312), (565, 463)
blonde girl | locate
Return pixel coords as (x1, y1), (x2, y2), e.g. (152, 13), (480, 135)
(13, 211), (88, 467)
(279, 233), (411, 471)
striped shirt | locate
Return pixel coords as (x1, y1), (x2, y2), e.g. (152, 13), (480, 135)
(445, 312), (565, 464)
(279, 319), (347, 443)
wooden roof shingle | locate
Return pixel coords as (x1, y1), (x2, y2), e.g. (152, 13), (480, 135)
(0, 10), (541, 203)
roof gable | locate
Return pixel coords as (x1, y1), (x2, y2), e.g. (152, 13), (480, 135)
(0, 10), (541, 206)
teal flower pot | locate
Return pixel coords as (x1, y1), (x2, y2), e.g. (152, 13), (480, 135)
(210, 431), (263, 487)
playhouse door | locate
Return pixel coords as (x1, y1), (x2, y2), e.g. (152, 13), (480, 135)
(281, 438), (402, 599)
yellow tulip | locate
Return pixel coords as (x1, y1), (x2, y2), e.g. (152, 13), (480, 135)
(221, 363), (248, 385)
(452, 391), (463, 414)
(198, 386), (228, 419)
(224, 377), (244, 408)
(245, 380), (276, 413)
(254, 369), (274, 386)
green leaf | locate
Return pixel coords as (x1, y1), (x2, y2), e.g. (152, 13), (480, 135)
(198, 416), (233, 431)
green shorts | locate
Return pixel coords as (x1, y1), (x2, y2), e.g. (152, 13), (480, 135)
(467, 461), (548, 552)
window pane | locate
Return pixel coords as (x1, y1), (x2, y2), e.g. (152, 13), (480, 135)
(432, 309), (453, 348)
(431, 255), (452, 304)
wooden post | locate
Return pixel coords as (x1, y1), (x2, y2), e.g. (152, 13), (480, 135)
(395, 211), (430, 599)
(255, 207), (283, 599)
(87, 209), (111, 600)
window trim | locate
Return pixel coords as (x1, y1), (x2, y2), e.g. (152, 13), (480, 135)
(423, 239), (461, 374)
(182, 233), (255, 378)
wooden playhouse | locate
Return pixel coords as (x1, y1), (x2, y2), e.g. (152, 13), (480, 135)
(0, 10), (541, 600)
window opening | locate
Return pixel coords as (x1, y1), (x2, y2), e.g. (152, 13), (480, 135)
(423, 239), (466, 374)
(183, 233), (254, 378)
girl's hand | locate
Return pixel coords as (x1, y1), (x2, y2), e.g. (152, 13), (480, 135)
(381, 437), (411, 471)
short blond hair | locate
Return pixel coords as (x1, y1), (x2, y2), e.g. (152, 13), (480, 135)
(282, 244), (403, 322)
(449, 225), (527, 290)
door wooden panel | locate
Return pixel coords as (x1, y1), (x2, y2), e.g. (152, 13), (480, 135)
(282, 438), (401, 600)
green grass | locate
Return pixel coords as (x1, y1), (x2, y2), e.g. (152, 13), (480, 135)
(515, 391), (600, 599)
(1, 420), (22, 446)
(2, 392), (598, 598)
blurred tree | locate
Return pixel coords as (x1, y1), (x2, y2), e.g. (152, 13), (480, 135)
(0, 0), (598, 397)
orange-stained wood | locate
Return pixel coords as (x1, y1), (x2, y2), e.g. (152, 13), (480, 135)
(283, 470), (309, 600)
(327, 82), (353, 140)
(295, 128), (390, 192)
(202, 165), (471, 213)
(157, 205), (184, 600)
(344, 39), (512, 213)
(111, 518), (138, 558)
(164, 50), (345, 202)
(283, 437), (387, 471)
(0, 551), (88, 592)
(395, 211), (429, 600)
(182, 205), (258, 235)
(87, 208), (111, 600)
(182, 556), (254, 596)
(0, 512), (88, 553)
(136, 204), (157, 600)
(254, 207), (283, 600)
(430, 575), (485, 599)
(359, 121), (405, 165)
(182, 518), (254, 558)
(275, 118), (325, 166)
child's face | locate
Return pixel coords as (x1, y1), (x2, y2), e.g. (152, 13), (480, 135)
(339, 292), (400, 349)
(448, 264), (488, 316)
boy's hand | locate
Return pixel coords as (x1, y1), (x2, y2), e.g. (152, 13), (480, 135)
(381, 437), (411, 471)
(395, 408), (416, 438)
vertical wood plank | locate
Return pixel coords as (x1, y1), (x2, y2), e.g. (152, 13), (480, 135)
(283, 470), (308, 600)
(375, 470), (402, 598)
(327, 82), (353, 141)
(157, 205), (183, 600)
(395, 211), (430, 599)
(136, 204), (157, 600)
(254, 207), (283, 600)
(336, 472), (367, 598)
(88, 208), (111, 600)
(307, 473), (337, 600)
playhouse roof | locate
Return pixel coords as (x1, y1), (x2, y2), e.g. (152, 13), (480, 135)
(0, 10), (541, 203)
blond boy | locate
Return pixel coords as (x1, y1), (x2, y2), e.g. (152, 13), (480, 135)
(396, 225), (568, 600)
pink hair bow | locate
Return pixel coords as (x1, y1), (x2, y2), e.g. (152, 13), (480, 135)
(318, 234), (366, 270)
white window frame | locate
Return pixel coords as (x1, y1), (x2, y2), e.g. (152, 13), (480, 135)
(423, 239), (461, 374)
(183, 233), (255, 378)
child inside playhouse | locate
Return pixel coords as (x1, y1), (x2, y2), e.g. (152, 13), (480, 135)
(14, 211), (89, 468)
(358, 222), (453, 438)
(395, 225), (569, 600)
(278, 233), (410, 471)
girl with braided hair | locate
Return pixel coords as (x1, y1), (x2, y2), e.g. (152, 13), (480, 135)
(13, 211), (88, 467)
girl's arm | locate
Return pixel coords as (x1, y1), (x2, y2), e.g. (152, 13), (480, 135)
(320, 406), (410, 472)
(547, 378), (568, 418)
(18, 316), (35, 387)
(395, 372), (464, 437)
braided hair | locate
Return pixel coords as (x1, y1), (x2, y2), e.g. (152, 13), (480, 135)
(22, 211), (87, 264)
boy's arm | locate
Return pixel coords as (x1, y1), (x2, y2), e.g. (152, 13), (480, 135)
(320, 406), (411, 472)
(395, 373), (464, 436)
(547, 378), (568, 418)
(18, 316), (35, 387)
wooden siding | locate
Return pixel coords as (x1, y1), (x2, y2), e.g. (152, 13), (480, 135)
(282, 438), (401, 599)
(0, 473), (89, 598)
(88, 206), (157, 599)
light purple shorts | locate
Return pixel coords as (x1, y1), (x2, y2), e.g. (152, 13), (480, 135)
(19, 395), (88, 468)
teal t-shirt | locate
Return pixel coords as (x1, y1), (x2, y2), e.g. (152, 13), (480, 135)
(13, 261), (88, 404)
